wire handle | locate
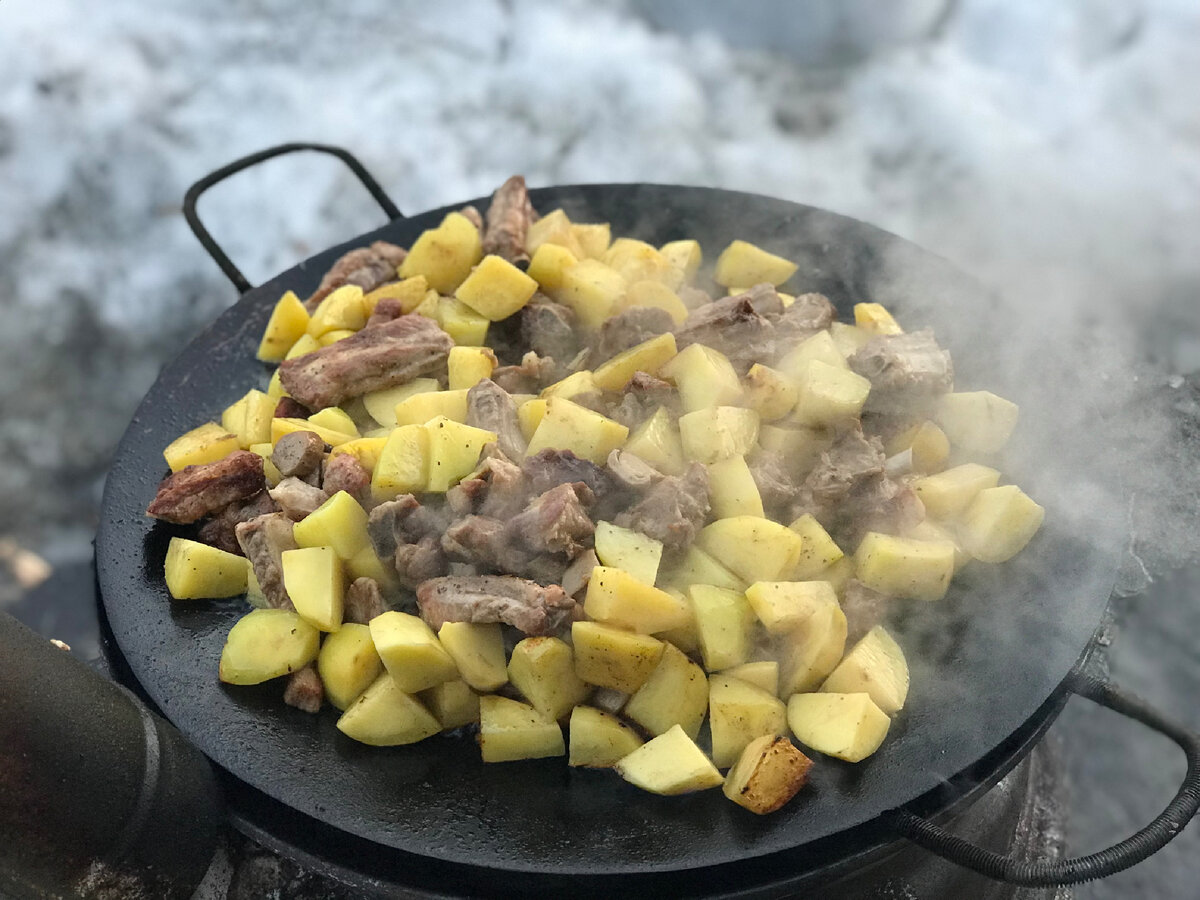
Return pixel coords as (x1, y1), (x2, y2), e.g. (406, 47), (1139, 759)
(885, 672), (1200, 886)
(182, 142), (402, 294)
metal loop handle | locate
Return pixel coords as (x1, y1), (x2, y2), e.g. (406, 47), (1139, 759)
(182, 142), (402, 294)
(885, 672), (1200, 887)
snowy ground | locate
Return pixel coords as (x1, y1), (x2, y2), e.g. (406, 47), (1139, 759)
(1, 0), (1198, 895)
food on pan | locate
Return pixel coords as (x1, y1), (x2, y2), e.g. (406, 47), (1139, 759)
(146, 174), (1045, 814)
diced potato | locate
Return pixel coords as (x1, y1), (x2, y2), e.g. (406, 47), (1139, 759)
(659, 239), (702, 284)
(745, 580), (838, 634)
(292, 491), (370, 560)
(888, 421), (950, 475)
(271, 416), (355, 448)
(559, 259), (626, 329)
(436, 297), (490, 346)
(362, 378), (439, 428)
(308, 407), (360, 439)
(594, 521), (663, 586)
(757, 425), (833, 476)
(525, 208), (587, 259)
(164, 537), (248, 599)
(820, 625), (910, 715)
(438, 622), (508, 692)
(778, 599), (847, 696)
(393, 389), (470, 427)
(687, 584), (754, 672)
(696, 516), (805, 584)
(625, 643), (709, 739)
(517, 397), (548, 441)
(623, 407), (686, 476)
(336, 673), (442, 746)
(479, 695), (565, 763)
(281, 546), (345, 632)
(420, 679), (480, 730)
(679, 406), (760, 464)
(328, 437), (388, 475)
(424, 416), (498, 492)
(455, 254), (539, 321)
(218, 609), (320, 685)
(371, 424), (429, 499)
(307, 285), (367, 337)
(318, 623), (384, 710)
(709, 673), (788, 768)
(603, 238), (672, 284)
(912, 463), (1001, 519)
(787, 514), (845, 579)
(508, 636), (591, 721)
(571, 222), (612, 259)
(284, 332), (320, 361)
(257, 290), (311, 362)
(572, 621), (664, 693)
(617, 280), (689, 325)
(855, 532), (956, 602)
(585, 566), (692, 634)
(247, 442), (283, 487)
(905, 519), (969, 571)
(722, 661), (779, 696)
(593, 332), (678, 392)
(776, 331), (849, 380)
(743, 364), (799, 422)
(822, 556), (856, 596)
(540, 370), (598, 401)
(524, 398), (629, 465)
(569, 706), (643, 767)
(447, 345), (498, 391)
(660, 343), (741, 412)
(221, 389), (281, 449)
(369, 611), (459, 694)
(707, 455), (765, 518)
(723, 734), (813, 814)
(527, 242), (579, 297)
(959, 485), (1045, 563)
(791, 360), (872, 427)
(853, 302), (903, 335)
(787, 692), (890, 763)
(318, 327), (354, 345)
(398, 211), (483, 294)
(163, 422), (240, 472)
(936, 391), (1020, 454)
(362, 276), (429, 314)
(266, 369), (287, 399)
(345, 545), (399, 591)
(614, 724), (723, 795)
(713, 240), (798, 288)
(828, 322), (872, 358)
(662, 545), (746, 594)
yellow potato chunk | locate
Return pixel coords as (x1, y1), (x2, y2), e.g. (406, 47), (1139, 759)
(887, 420), (950, 475)
(584, 566), (691, 634)
(362, 378), (439, 427)
(594, 521), (663, 585)
(525, 208), (587, 259)
(526, 242), (580, 297)
(721, 661), (779, 696)
(447, 345), (498, 392)
(318, 623), (384, 710)
(829, 321), (872, 358)
(540, 370), (599, 401)
(696, 516), (805, 584)
(280, 546), (345, 632)
(707, 455), (765, 518)
(853, 302), (903, 335)
(438, 622), (508, 693)
(420, 679), (480, 730)
(572, 621), (664, 693)
(709, 673), (788, 768)
(777, 330), (849, 380)
(517, 397), (548, 441)
(164, 537), (248, 599)
(267, 369), (287, 399)
(163, 422), (240, 472)
(615, 724), (723, 795)
(912, 463), (1001, 519)
(318, 329), (356, 346)
(791, 360), (872, 427)
(593, 332), (678, 392)
(723, 734), (813, 814)
(284, 332), (320, 361)
(571, 222), (612, 259)
(292, 491), (370, 560)
(959, 485), (1045, 563)
(336, 673), (441, 746)
(855, 532), (956, 602)
(603, 238), (672, 284)
(247, 442), (283, 487)
(508, 636), (591, 721)
(454, 254), (539, 321)
(906, 519), (970, 571)
(425, 416), (497, 492)
(745, 580), (838, 634)
(679, 406), (760, 464)
(821, 625), (910, 715)
(659, 239), (702, 284)
(743, 364), (799, 422)
(787, 514), (845, 579)
(623, 407), (686, 475)
(625, 643), (709, 739)
(568, 706), (643, 767)
(257, 290), (311, 362)
(687, 584), (754, 672)
(787, 692), (890, 763)
(307, 407), (359, 439)
(307, 285), (367, 337)
(218, 609), (320, 685)
(559, 259), (626, 329)
(221, 389), (278, 449)
(362, 275), (429, 314)
(398, 211), (483, 294)
(479, 695), (565, 763)
(345, 545), (399, 592)
(662, 545), (746, 594)
(328, 437), (388, 475)
(371, 424), (429, 499)
(778, 598), (847, 696)
(757, 425), (833, 476)
(436, 297), (490, 346)
(713, 240), (798, 287)
(393, 389), (470, 427)
(524, 397), (629, 465)
(369, 611), (459, 694)
(617, 280), (689, 325)
(660, 343), (741, 412)
(936, 391), (1020, 454)
(271, 416), (355, 448)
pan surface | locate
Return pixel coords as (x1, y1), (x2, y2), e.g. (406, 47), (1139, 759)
(97, 184), (1122, 879)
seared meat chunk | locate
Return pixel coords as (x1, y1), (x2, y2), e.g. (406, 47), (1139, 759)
(594, 307), (674, 363)
(521, 295), (579, 363)
(508, 483), (595, 558)
(608, 372), (678, 428)
(235, 512), (299, 609)
(417, 576), (577, 635)
(490, 351), (560, 395)
(344, 577), (387, 625)
(283, 664), (323, 713)
(365, 297), (404, 327)
(773, 292), (837, 347)
(674, 284), (782, 369)
(322, 452), (372, 509)
(615, 462), (710, 553)
(367, 495), (421, 564)
(748, 450), (801, 516)
(447, 453), (531, 521)
(606, 449), (663, 491)
(841, 580), (892, 646)
(849, 329), (954, 415)
(273, 397), (311, 419)
(367, 496), (450, 589)
(458, 204), (484, 232)
(269, 477), (328, 521)
(522, 448), (612, 498)
(279, 314), (453, 410)
(305, 240), (407, 311)
(197, 491), (279, 555)
(146, 451), (266, 525)
(466, 379), (527, 461)
(272, 431), (325, 479)
(841, 474), (926, 545)
(440, 515), (557, 580)
(395, 537), (448, 589)
(482, 175), (536, 265)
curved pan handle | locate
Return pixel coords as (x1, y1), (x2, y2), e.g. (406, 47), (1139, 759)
(884, 671), (1200, 886)
(182, 142), (403, 294)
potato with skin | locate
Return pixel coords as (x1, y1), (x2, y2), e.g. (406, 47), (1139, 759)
(569, 706), (643, 767)
(709, 673), (788, 768)
(219, 609), (320, 685)
(318, 623), (384, 710)
(787, 692), (891, 763)
(479, 695), (565, 763)
(164, 537), (248, 599)
(508, 636), (591, 721)
(572, 621), (664, 693)
(336, 673), (442, 747)
(820, 625), (910, 715)
(723, 735), (813, 815)
(625, 643), (709, 739)
(615, 724), (724, 795)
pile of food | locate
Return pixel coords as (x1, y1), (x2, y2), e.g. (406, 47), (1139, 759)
(147, 176), (1044, 815)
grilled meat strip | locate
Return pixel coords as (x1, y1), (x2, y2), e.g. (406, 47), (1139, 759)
(235, 512), (298, 609)
(146, 451), (266, 525)
(416, 575), (577, 635)
(305, 240), (407, 311)
(481, 175), (536, 264)
(197, 490), (279, 555)
(466, 379), (527, 462)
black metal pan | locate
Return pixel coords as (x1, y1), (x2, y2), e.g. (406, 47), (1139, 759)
(95, 144), (1200, 896)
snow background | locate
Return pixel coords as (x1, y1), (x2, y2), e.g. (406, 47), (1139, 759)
(1, 0), (1198, 895)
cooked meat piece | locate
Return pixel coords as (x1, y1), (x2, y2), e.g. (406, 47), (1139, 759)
(416, 576), (577, 635)
(365, 297), (405, 327)
(278, 314), (453, 410)
(792, 428), (886, 526)
(520, 295), (579, 362)
(608, 371), (679, 429)
(508, 483), (595, 558)
(305, 240), (407, 311)
(367, 496), (452, 588)
(273, 397), (312, 419)
(367, 495), (422, 564)
(849, 329), (954, 415)
(477, 455), (533, 520)
(146, 451), (266, 525)
(458, 204), (484, 232)
(441, 515), (540, 576)
(197, 490), (279, 555)
(841, 580), (892, 646)
(490, 350), (560, 395)
(522, 448), (612, 498)
(466, 379), (527, 461)
(674, 284), (782, 369)
(614, 462), (710, 553)
(271, 431), (325, 478)
(839, 475), (926, 546)
(773, 292), (837, 348)
(395, 536), (448, 589)
(678, 286), (714, 309)
(594, 307), (674, 364)
(344, 577), (387, 625)
(482, 175), (536, 264)
(269, 477), (328, 521)
(322, 452), (372, 509)
(561, 549), (599, 599)
(747, 449), (801, 516)
(282, 664), (323, 713)
(606, 449), (663, 491)
(235, 512), (298, 609)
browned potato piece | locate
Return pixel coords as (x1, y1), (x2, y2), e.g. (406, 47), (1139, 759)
(722, 735), (813, 815)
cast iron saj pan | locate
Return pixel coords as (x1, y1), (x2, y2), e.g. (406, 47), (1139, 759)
(95, 144), (1200, 897)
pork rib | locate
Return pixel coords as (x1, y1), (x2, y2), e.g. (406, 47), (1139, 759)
(305, 240), (407, 311)
(146, 451), (266, 525)
(481, 175), (536, 264)
(416, 575), (577, 635)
